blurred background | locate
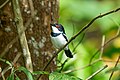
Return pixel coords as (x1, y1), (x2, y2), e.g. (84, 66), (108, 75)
(57, 0), (120, 80)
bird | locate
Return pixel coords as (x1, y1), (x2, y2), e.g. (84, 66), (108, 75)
(50, 23), (73, 58)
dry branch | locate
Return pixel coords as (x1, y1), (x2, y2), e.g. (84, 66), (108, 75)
(100, 35), (105, 59)
(64, 59), (101, 74)
(86, 65), (108, 80)
(11, 0), (33, 72)
(28, 0), (34, 17)
(0, 0), (9, 9)
(0, 52), (22, 79)
(109, 55), (120, 80)
(89, 28), (120, 63)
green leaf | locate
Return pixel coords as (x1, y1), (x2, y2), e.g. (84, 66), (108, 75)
(32, 71), (49, 75)
(7, 72), (14, 80)
(15, 75), (20, 80)
(49, 72), (82, 80)
(17, 66), (33, 80)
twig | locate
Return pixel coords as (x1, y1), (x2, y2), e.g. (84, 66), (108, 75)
(90, 18), (120, 63)
(1, 66), (12, 79)
(64, 58), (120, 74)
(64, 59), (102, 74)
(59, 59), (68, 72)
(0, 0), (10, 9)
(11, 0), (33, 72)
(28, 0), (34, 17)
(100, 35), (105, 59)
(109, 55), (120, 80)
(0, 36), (18, 58)
(89, 28), (120, 63)
(37, 8), (120, 80)
(13, 52), (22, 64)
(102, 59), (120, 63)
(0, 52), (22, 79)
(86, 65), (108, 80)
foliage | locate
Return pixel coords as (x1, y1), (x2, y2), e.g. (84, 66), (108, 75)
(6, 66), (33, 80)
(49, 72), (82, 80)
(0, 58), (49, 80)
(57, 0), (120, 80)
(5, 66), (49, 80)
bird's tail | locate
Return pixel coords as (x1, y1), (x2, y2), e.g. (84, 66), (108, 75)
(64, 49), (73, 58)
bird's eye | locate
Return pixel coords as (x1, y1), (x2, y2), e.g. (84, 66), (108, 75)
(56, 25), (60, 28)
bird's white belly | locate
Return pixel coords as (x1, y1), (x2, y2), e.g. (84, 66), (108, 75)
(50, 34), (68, 50)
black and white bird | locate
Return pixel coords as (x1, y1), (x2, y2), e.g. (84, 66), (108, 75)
(50, 23), (73, 58)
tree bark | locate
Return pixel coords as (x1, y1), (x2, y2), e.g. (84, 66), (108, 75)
(0, 0), (59, 80)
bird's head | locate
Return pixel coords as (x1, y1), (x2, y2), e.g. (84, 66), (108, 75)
(50, 23), (65, 34)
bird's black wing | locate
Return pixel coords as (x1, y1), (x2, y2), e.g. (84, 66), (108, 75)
(62, 26), (66, 34)
(51, 32), (61, 37)
(58, 24), (66, 34)
(62, 33), (68, 42)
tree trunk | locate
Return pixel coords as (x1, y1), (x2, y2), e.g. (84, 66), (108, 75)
(0, 0), (59, 80)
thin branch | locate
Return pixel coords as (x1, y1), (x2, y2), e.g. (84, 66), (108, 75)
(0, 52), (22, 79)
(63, 58), (120, 74)
(1, 66), (12, 79)
(59, 59), (68, 72)
(11, 0), (33, 72)
(37, 8), (120, 80)
(0, 36), (18, 58)
(86, 65), (108, 80)
(0, 0), (10, 9)
(109, 55), (120, 80)
(102, 59), (120, 63)
(89, 28), (120, 63)
(100, 35), (105, 59)
(13, 52), (22, 64)
(64, 59), (102, 74)
(90, 18), (120, 63)
(28, 0), (35, 17)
